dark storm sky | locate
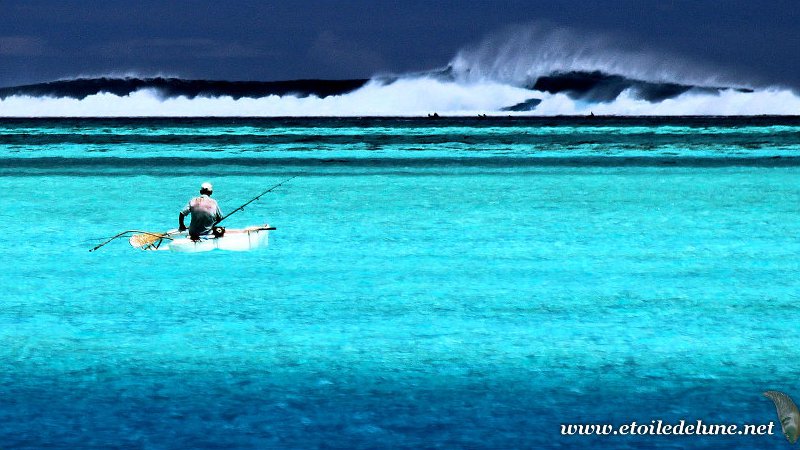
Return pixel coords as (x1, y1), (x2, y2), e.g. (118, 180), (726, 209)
(0, 0), (797, 89)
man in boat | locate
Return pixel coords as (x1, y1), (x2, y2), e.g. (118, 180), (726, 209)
(179, 182), (223, 240)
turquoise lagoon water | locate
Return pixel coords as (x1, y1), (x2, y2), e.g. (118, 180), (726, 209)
(2, 117), (800, 448)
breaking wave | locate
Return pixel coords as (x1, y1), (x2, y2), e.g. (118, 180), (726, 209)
(1, 25), (799, 117)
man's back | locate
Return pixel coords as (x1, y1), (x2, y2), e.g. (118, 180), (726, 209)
(181, 194), (223, 237)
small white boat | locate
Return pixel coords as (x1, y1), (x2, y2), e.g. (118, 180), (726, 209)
(131, 225), (274, 252)
(91, 178), (295, 254)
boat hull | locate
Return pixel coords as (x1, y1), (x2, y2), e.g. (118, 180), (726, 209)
(137, 225), (272, 252)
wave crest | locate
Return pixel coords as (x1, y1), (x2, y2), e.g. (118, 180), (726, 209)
(1, 24), (798, 117)
(448, 23), (728, 88)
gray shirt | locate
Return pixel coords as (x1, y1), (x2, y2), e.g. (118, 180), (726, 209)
(180, 194), (223, 236)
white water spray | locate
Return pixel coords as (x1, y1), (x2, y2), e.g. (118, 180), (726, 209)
(1, 24), (799, 117)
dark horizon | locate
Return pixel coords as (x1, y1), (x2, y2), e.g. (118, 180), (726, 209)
(1, 0), (799, 90)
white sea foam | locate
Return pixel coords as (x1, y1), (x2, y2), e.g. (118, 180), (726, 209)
(2, 80), (799, 117)
(0, 79), (534, 117)
(530, 88), (800, 116)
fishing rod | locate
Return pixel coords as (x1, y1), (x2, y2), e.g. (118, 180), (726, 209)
(214, 175), (297, 226)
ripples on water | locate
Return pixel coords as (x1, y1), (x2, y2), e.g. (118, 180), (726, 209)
(1, 117), (799, 448)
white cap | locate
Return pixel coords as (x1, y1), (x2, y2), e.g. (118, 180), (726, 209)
(200, 182), (213, 192)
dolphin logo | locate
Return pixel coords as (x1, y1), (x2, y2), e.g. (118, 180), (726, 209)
(764, 391), (800, 444)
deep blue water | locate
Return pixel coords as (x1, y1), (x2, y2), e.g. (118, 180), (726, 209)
(2, 117), (800, 449)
